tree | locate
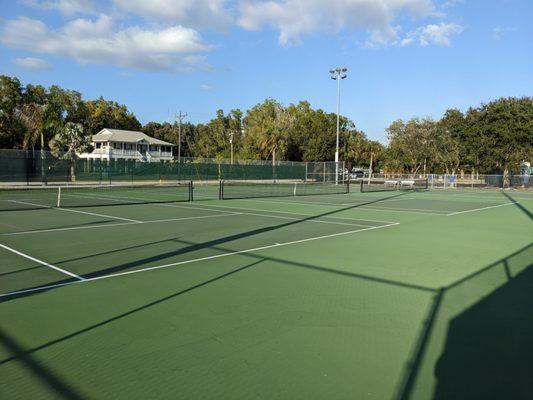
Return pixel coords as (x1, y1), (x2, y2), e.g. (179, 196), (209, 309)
(188, 109), (242, 158)
(43, 86), (88, 146)
(434, 109), (464, 175)
(49, 123), (93, 181)
(475, 98), (533, 178)
(86, 97), (141, 136)
(242, 99), (293, 163)
(0, 75), (25, 148)
(385, 118), (436, 174)
(17, 103), (46, 150)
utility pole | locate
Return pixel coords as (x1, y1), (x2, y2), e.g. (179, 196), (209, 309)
(175, 111), (188, 162)
(329, 67), (348, 184)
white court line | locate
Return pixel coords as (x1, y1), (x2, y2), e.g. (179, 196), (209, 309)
(186, 202), (396, 225)
(59, 191), (395, 224)
(1, 213), (241, 236)
(55, 206), (142, 223)
(8, 200), (141, 223)
(353, 205), (450, 215)
(446, 202), (518, 216)
(0, 243), (84, 280)
(225, 196), (446, 215)
(220, 210), (367, 227)
(0, 222), (399, 298)
(157, 202), (372, 227)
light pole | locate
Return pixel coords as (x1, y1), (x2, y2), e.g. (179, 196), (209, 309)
(329, 67), (347, 184)
(229, 131), (234, 165)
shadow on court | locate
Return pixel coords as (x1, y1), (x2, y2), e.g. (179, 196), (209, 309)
(1, 190), (410, 299)
(2, 193), (532, 399)
(0, 259), (263, 366)
(501, 191), (533, 220)
(0, 235), (437, 365)
(77, 190), (409, 279)
(395, 242), (533, 400)
(0, 328), (88, 400)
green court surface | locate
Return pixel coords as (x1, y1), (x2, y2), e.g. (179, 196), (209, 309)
(0, 185), (532, 399)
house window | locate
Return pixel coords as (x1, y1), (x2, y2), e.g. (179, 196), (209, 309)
(95, 143), (101, 149)
(113, 143), (121, 149)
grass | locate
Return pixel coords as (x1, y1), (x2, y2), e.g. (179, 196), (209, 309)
(0, 185), (532, 399)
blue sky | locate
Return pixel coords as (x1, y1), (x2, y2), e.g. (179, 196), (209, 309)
(1, 0), (531, 142)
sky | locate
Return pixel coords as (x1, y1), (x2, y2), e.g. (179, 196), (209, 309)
(0, 0), (531, 142)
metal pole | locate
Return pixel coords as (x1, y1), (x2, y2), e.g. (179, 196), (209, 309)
(335, 76), (340, 185)
(368, 151), (373, 185)
(330, 67), (347, 185)
(229, 131), (234, 165)
(175, 111), (188, 163)
(178, 120), (181, 163)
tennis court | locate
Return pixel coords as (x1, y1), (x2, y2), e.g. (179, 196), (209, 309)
(1, 182), (532, 399)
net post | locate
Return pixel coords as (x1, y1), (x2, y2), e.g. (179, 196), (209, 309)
(360, 179), (364, 193)
(346, 179), (350, 193)
(56, 186), (61, 208)
(218, 180), (223, 200)
(189, 180), (193, 201)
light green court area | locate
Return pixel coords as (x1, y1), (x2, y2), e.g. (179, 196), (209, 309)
(0, 186), (532, 399)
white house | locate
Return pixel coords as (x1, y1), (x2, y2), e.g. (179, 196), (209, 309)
(78, 128), (175, 162)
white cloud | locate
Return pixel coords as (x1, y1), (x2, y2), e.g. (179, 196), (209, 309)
(200, 84), (212, 90)
(493, 26), (516, 40)
(113, 0), (233, 30)
(400, 22), (463, 46)
(237, 0), (436, 46)
(20, 0), (97, 16)
(1, 15), (210, 71)
(441, 0), (463, 9)
(12, 57), (51, 70)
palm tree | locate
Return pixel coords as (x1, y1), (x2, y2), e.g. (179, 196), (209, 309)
(49, 123), (92, 182)
(17, 103), (46, 150)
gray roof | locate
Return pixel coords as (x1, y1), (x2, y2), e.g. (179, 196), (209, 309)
(93, 129), (175, 146)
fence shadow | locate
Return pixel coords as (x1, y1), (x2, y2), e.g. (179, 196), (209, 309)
(396, 243), (533, 400)
(0, 327), (87, 399)
(434, 265), (533, 399)
(501, 191), (532, 220)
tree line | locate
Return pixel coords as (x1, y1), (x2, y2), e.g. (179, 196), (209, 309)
(1, 75), (531, 174)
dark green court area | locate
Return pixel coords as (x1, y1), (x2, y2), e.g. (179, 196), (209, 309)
(1, 185), (532, 399)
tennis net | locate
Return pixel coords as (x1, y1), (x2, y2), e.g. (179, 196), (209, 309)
(220, 180), (350, 200)
(360, 178), (428, 193)
(0, 182), (193, 211)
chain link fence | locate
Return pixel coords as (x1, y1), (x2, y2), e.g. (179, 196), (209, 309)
(1, 149), (344, 185)
(350, 172), (531, 190)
